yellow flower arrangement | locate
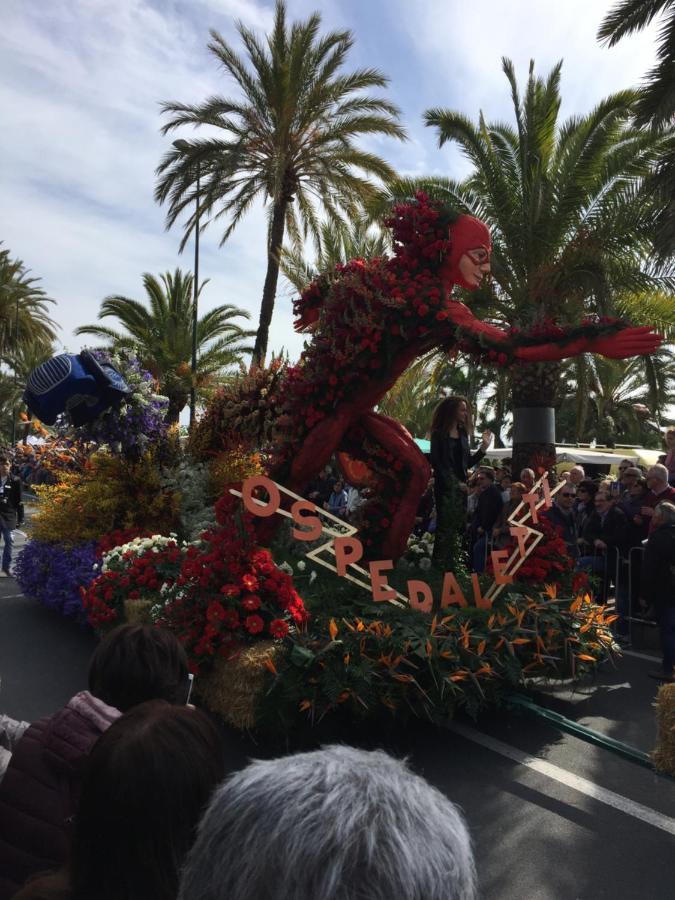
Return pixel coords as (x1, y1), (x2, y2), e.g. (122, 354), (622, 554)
(30, 451), (179, 544)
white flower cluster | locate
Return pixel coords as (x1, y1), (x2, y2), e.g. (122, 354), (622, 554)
(399, 532), (434, 572)
(100, 533), (183, 572)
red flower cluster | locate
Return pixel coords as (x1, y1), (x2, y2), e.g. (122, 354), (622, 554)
(384, 191), (454, 269)
(458, 315), (630, 372)
(82, 538), (184, 631)
(511, 518), (573, 585)
(157, 498), (308, 674)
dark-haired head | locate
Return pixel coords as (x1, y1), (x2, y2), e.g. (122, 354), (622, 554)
(577, 480), (598, 498)
(70, 700), (225, 900)
(431, 395), (473, 435)
(88, 624), (189, 712)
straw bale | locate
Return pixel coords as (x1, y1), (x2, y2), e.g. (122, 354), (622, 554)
(197, 640), (280, 730)
(123, 599), (154, 626)
(652, 683), (675, 775)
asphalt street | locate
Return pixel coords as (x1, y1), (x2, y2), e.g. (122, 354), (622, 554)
(1, 557), (674, 899)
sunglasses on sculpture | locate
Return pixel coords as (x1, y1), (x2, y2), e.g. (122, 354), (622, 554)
(465, 248), (490, 265)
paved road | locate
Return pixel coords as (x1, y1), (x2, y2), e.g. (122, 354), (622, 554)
(1, 571), (674, 899)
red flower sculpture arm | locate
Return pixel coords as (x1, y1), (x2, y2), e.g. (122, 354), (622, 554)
(515, 326), (662, 363)
(446, 302), (662, 365)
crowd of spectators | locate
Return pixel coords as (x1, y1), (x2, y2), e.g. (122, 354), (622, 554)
(306, 465), (371, 525)
(453, 456), (675, 675)
(0, 625), (477, 900)
(2, 447), (55, 490)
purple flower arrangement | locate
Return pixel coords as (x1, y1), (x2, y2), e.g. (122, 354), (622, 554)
(76, 350), (169, 459)
(15, 540), (98, 619)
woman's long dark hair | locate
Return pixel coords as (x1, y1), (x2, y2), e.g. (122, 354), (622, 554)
(70, 700), (225, 900)
(430, 395), (473, 436)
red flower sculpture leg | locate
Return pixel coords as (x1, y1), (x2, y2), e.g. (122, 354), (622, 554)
(357, 412), (430, 560)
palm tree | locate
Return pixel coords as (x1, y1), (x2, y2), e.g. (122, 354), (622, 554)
(76, 269), (254, 423)
(557, 348), (675, 447)
(280, 217), (390, 295)
(155, 0), (405, 364)
(598, 0), (675, 255)
(413, 58), (673, 474)
(0, 338), (56, 443)
(0, 245), (58, 353)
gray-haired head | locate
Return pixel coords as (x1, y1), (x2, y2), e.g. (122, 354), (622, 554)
(178, 743), (477, 900)
(655, 501), (675, 527)
(568, 465), (585, 484)
(647, 464), (670, 487)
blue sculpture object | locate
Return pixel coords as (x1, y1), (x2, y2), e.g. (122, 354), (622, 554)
(24, 350), (132, 426)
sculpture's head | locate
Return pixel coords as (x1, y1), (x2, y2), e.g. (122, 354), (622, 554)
(441, 215), (492, 291)
(385, 195), (491, 292)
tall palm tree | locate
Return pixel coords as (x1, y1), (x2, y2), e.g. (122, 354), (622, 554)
(0, 245), (58, 353)
(280, 217), (390, 295)
(598, 0), (675, 255)
(76, 269), (254, 423)
(407, 59), (673, 474)
(155, 0), (405, 364)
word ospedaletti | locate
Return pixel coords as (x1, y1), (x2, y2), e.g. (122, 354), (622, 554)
(233, 473), (560, 612)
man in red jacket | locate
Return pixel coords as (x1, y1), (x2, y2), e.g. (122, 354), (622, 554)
(0, 624), (190, 900)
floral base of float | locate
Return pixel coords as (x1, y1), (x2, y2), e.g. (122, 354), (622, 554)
(199, 470), (613, 733)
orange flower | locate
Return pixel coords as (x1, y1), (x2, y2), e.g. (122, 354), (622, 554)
(264, 658), (278, 676)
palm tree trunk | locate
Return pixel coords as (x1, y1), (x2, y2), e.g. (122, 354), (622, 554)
(165, 391), (188, 425)
(511, 362), (561, 478)
(253, 198), (287, 365)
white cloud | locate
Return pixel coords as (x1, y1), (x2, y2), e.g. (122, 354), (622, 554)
(1, 0), (302, 357)
(197, 0), (275, 30)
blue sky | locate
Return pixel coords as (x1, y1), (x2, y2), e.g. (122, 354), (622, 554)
(2, 0), (661, 364)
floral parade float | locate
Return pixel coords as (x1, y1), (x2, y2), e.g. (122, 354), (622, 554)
(19, 195), (661, 735)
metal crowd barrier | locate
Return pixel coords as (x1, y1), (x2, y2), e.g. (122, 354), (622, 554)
(579, 544), (653, 640)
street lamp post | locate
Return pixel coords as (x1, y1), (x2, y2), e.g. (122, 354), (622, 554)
(10, 292), (20, 446)
(173, 139), (200, 428)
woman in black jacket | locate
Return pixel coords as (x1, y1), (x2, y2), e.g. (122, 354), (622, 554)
(430, 397), (491, 486)
(430, 395), (491, 567)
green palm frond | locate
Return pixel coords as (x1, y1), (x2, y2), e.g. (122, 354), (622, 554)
(76, 269), (253, 419)
(280, 215), (390, 294)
